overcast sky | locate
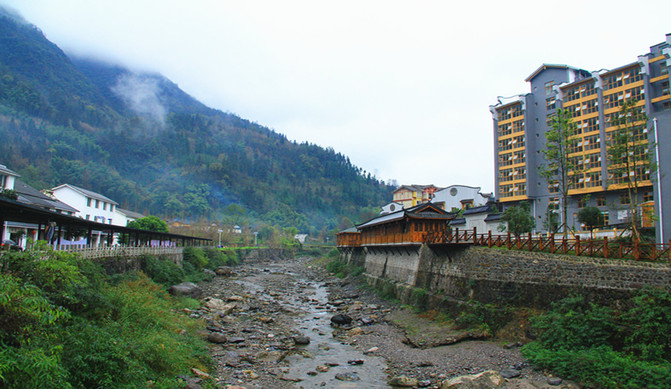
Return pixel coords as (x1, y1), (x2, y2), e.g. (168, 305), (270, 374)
(3, 0), (670, 193)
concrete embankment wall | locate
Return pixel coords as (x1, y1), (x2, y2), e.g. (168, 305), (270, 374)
(341, 245), (671, 308)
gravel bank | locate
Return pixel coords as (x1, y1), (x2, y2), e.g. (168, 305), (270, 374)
(193, 256), (576, 389)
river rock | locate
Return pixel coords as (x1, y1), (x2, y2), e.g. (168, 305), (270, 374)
(293, 335), (311, 345)
(331, 313), (353, 326)
(441, 370), (504, 388)
(214, 266), (234, 276)
(204, 298), (226, 311)
(389, 375), (419, 387)
(168, 282), (202, 297)
(221, 303), (237, 315)
(500, 368), (521, 379)
(316, 365), (330, 372)
(347, 327), (364, 336)
(191, 368), (211, 379)
(335, 372), (360, 381)
(207, 332), (228, 344)
(548, 377), (563, 386)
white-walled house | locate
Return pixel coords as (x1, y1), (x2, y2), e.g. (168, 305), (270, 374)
(380, 202), (404, 215)
(449, 204), (504, 235)
(50, 184), (121, 226)
(432, 185), (492, 211)
(0, 164), (18, 191)
(115, 208), (145, 227)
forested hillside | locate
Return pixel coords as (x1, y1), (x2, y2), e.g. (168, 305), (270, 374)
(0, 8), (392, 233)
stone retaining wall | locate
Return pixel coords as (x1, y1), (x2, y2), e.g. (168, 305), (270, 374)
(235, 248), (293, 262)
(344, 245), (671, 308)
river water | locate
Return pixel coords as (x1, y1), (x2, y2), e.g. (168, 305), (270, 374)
(236, 263), (389, 388)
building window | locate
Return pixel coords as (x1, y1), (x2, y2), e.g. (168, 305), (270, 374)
(620, 193), (631, 204)
(546, 97), (556, 110)
(643, 191), (653, 202)
(577, 197), (587, 208)
(85, 214), (90, 220)
(597, 196), (607, 207)
(87, 197), (92, 207)
(95, 199), (100, 208)
(545, 81), (554, 95)
(103, 202), (107, 211)
(602, 211), (609, 226)
(110, 204), (114, 212)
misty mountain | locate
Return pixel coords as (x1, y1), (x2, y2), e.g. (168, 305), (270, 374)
(0, 9), (392, 232)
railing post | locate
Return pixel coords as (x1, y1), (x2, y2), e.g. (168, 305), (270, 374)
(456, 228), (459, 243)
(527, 232), (532, 251)
(550, 234), (555, 253)
(473, 227), (477, 243)
(575, 235), (581, 256)
(506, 232), (511, 249)
(562, 236), (567, 254)
(604, 237), (609, 258)
(488, 230), (492, 248)
(634, 239), (640, 261)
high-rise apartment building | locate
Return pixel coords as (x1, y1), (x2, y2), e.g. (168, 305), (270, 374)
(490, 34), (671, 242)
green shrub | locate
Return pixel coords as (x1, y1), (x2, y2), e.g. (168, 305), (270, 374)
(455, 301), (512, 333)
(0, 345), (71, 389)
(0, 250), (212, 388)
(410, 288), (429, 312)
(376, 279), (398, 301)
(530, 295), (617, 351)
(141, 255), (185, 286)
(0, 273), (69, 347)
(622, 287), (671, 362)
(183, 247), (208, 271)
(325, 258), (363, 279)
(522, 343), (671, 388)
(326, 259), (347, 276)
(523, 289), (671, 388)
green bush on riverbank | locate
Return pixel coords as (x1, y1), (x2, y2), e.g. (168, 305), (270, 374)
(0, 249), (213, 388)
(523, 290), (671, 388)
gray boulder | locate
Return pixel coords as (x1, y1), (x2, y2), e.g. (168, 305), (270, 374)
(168, 282), (202, 297)
(441, 370), (504, 388)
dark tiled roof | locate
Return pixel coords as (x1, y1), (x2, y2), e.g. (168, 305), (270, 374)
(0, 164), (19, 177)
(14, 180), (78, 213)
(358, 201), (451, 229)
(463, 204), (496, 215)
(449, 218), (466, 226)
(484, 213), (503, 222)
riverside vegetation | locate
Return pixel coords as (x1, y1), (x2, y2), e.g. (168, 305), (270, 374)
(327, 256), (671, 389)
(0, 245), (238, 388)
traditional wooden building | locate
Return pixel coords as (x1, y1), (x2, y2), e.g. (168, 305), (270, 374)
(337, 202), (455, 247)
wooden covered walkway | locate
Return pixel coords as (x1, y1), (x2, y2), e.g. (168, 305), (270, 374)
(0, 197), (210, 249)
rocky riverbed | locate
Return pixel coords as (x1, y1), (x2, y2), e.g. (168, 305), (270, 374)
(185, 255), (578, 388)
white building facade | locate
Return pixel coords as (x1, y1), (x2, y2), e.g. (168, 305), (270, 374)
(432, 185), (492, 211)
(51, 184), (121, 226)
